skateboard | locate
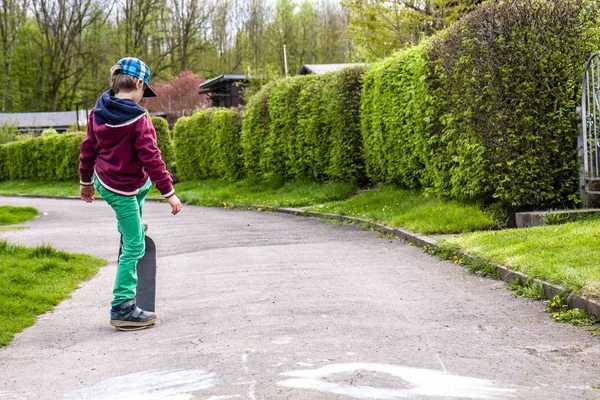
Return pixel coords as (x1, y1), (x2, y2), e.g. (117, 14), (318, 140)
(117, 235), (157, 329)
(136, 235), (157, 312)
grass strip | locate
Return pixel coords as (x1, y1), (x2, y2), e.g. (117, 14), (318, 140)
(0, 226), (29, 232)
(0, 206), (38, 225)
(0, 241), (106, 346)
(441, 217), (600, 299)
(0, 180), (495, 234)
(0, 180), (81, 197)
(173, 177), (356, 207)
(308, 185), (496, 234)
(0, 180), (162, 199)
(0, 178), (354, 207)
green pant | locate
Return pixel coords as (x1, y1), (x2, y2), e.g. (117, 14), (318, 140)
(94, 176), (152, 306)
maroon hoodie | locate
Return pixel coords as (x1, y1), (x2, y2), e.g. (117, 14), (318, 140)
(79, 91), (174, 198)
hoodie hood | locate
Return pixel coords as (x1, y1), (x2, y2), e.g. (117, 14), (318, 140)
(94, 89), (147, 126)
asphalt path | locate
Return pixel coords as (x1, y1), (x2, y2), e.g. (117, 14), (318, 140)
(0, 197), (599, 400)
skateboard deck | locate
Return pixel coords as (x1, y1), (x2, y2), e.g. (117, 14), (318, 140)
(118, 235), (157, 312)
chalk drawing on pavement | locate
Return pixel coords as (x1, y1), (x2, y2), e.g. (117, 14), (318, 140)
(62, 369), (219, 400)
(271, 337), (292, 345)
(277, 362), (517, 399)
(0, 391), (27, 400)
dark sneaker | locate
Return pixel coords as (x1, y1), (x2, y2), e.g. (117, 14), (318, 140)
(110, 299), (156, 330)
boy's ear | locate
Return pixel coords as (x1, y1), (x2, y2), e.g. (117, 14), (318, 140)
(137, 79), (144, 90)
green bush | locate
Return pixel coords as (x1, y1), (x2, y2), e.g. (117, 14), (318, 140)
(41, 128), (58, 137)
(295, 74), (327, 179)
(264, 77), (305, 177)
(0, 132), (85, 181)
(0, 124), (18, 145)
(0, 145), (7, 179)
(361, 46), (433, 188)
(241, 81), (276, 176)
(427, 0), (600, 207)
(0, 117), (176, 183)
(172, 117), (192, 180)
(323, 67), (365, 183)
(212, 108), (244, 181)
(150, 116), (175, 171)
(173, 108), (244, 181)
(174, 113), (205, 181)
(243, 67), (366, 182)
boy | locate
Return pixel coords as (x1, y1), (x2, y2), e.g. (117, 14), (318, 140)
(79, 57), (182, 330)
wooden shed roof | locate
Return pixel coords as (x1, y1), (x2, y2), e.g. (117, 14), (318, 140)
(198, 74), (248, 94)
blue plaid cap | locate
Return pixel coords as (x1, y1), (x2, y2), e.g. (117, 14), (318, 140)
(115, 57), (157, 97)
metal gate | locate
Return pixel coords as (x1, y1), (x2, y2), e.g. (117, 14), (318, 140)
(580, 52), (600, 200)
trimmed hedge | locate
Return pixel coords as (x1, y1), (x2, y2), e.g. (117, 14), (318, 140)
(241, 81), (276, 176)
(324, 67), (365, 182)
(360, 0), (599, 209)
(264, 77), (305, 177)
(0, 132), (85, 181)
(173, 108), (244, 181)
(426, 0), (599, 207)
(151, 116), (175, 171)
(294, 74), (327, 179)
(212, 109), (244, 181)
(242, 67), (366, 182)
(174, 113), (206, 181)
(0, 117), (176, 183)
(361, 44), (434, 188)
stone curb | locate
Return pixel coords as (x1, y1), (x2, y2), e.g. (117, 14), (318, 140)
(5, 194), (600, 321)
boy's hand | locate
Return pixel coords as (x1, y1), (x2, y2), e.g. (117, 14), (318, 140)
(167, 195), (182, 215)
(80, 185), (95, 203)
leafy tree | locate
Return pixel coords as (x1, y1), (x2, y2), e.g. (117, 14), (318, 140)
(343, 0), (483, 60)
(266, 0), (299, 76)
(0, 0), (357, 112)
(170, 0), (211, 72)
(240, 0), (269, 73)
(296, 1), (319, 70)
(31, 0), (108, 110)
(317, 0), (353, 64)
(0, 0), (29, 111)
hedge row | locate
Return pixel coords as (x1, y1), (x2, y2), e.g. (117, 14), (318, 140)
(425, 0), (599, 207)
(173, 108), (244, 181)
(241, 81), (275, 176)
(0, 132), (85, 181)
(152, 116), (175, 171)
(0, 116), (175, 182)
(241, 66), (365, 182)
(361, 44), (434, 189)
(360, 0), (599, 208)
(238, 0), (596, 208)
